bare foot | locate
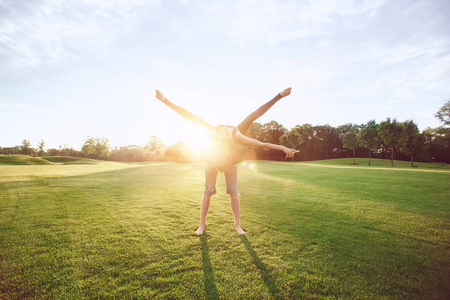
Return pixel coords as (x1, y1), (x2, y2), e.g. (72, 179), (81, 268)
(195, 224), (206, 235)
(155, 90), (166, 102)
(280, 87), (292, 98)
(235, 225), (245, 235)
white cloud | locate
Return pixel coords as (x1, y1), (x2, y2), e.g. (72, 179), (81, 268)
(228, 0), (386, 45)
(0, 0), (159, 73)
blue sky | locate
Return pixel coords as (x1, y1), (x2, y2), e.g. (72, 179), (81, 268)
(1, 0), (449, 150)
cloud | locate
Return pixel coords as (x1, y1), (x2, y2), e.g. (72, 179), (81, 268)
(228, 0), (386, 45)
(0, 0), (160, 73)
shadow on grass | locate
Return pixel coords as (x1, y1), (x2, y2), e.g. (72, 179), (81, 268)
(240, 235), (283, 299)
(200, 234), (219, 299)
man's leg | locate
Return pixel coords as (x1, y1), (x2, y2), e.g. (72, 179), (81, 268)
(237, 87), (291, 134)
(195, 164), (218, 235)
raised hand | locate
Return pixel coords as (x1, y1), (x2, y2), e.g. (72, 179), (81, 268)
(280, 87), (292, 98)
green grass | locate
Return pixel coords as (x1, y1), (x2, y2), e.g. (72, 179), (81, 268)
(309, 158), (450, 169)
(0, 158), (449, 299)
(0, 155), (98, 165)
(41, 156), (99, 165)
(0, 155), (52, 165)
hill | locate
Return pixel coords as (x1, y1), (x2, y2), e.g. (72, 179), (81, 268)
(0, 155), (52, 165)
(0, 155), (99, 165)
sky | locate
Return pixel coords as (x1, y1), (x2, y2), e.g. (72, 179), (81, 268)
(1, 0), (449, 150)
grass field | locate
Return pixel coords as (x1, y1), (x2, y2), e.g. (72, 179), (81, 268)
(0, 156), (449, 299)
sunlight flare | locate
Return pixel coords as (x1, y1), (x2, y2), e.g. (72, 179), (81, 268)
(184, 127), (212, 152)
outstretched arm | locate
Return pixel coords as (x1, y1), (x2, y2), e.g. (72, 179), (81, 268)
(237, 87), (292, 134)
(235, 131), (299, 158)
(155, 90), (213, 131)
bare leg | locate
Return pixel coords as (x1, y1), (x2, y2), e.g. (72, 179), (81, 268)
(230, 194), (245, 235)
(155, 90), (213, 131)
(196, 165), (218, 235)
(195, 194), (212, 235)
(237, 87), (292, 134)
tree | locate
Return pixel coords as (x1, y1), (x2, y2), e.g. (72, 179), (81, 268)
(47, 148), (61, 156)
(59, 144), (74, 156)
(261, 120), (287, 144)
(144, 136), (165, 151)
(336, 123), (358, 158)
(378, 118), (406, 166)
(434, 99), (450, 126)
(37, 140), (45, 157)
(342, 128), (358, 165)
(293, 124), (317, 161)
(359, 120), (381, 166)
(81, 137), (110, 160)
(423, 126), (450, 164)
(400, 120), (422, 167)
(110, 145), (147, 162)
(279, 129), (302, 161)
(19, 139), (34, 156)
(0, 146), (19, 155)
(246, 122), (264, 140)
(314, 124), (341, 159)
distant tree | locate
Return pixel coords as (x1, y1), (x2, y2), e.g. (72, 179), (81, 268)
(19, 140), (34, 156)
(336, 123), (355, 138)
(359, 120), (381, 166)
(292, 124), (316, 161)
(342, 127), (358, 165)
(399, 121), (422, 167)
(111, 145), (147, 162)
(434, 99), (450, 126)
(279, 129), (302, 161)
(314, 124), (341, 159)
(144, 136), (165, 152)
(81, 137), (110, 160)
(47, 148), (61, 156)
(261, 120), (287, 144)
(246, 122), (264, 140)
(336, 123), (358, 158)
(429, 100), (450, 163)
(37, 140), (45, 157)
(0, 146), (19, 155)
(59, 144), (75, 156)
(81, 138), (97, 159)
(422, 126), (450, 164)
(378, 118), (406, 166)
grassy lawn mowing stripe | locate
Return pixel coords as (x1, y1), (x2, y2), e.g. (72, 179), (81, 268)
(1, 159), (449, 299)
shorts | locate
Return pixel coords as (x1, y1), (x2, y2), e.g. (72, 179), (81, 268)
(203, 163), (239, 196)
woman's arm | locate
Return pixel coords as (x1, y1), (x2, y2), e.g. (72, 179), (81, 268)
(155, 90), (213, 131)
(235, 131), (299, 158)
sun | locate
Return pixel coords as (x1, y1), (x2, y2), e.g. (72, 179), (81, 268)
(184, 126), (212, 151)
(161, 121), (212, 152)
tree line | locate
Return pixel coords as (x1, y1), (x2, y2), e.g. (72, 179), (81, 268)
(2, 100), (449, 164)
(246, 100), (449, 165)
(0, 136), (165, 162)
